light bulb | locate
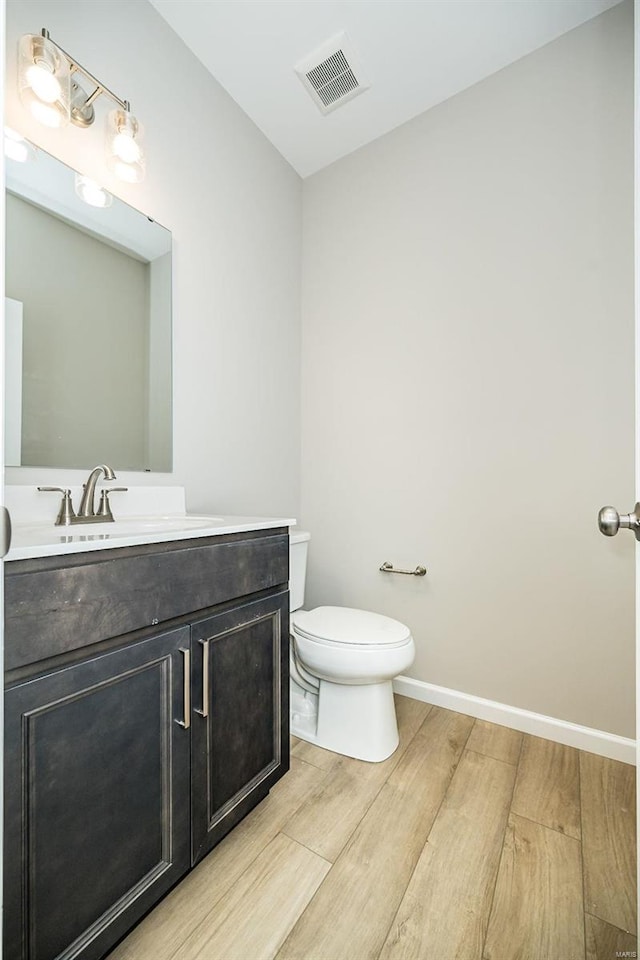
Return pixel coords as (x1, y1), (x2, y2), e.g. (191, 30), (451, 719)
(25, 62), (61, 103)
(112, 131), (141, 164)
(4, 128), (34, 163)
(30, 100), (65, 128)
(113, 160), (140, 183)
(75, 174), (112, 208)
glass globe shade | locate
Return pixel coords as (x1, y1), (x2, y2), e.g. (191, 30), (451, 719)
(30, 100), (65, 128)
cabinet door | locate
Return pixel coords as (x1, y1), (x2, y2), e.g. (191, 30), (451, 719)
(191, 590), (289, 864)
(4, 627), (191, 960)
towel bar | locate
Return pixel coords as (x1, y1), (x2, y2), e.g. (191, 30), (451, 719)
(379, 561), (426, 577)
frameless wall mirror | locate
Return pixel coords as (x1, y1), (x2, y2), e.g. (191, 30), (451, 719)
(5, 142), (172, 471)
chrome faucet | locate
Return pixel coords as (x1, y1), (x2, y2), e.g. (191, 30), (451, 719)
(38, 464), (127, 526)
(77, 464), (116, 518)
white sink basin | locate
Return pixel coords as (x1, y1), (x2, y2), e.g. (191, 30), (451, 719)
(16, 515), (226, 538)
(70, 515), (226, 536)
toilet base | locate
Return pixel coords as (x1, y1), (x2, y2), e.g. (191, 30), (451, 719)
(290, 677), (399, 763)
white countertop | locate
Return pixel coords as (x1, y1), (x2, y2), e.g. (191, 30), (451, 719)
(4, 485), (295, 561)
(6, 516), (294, 561)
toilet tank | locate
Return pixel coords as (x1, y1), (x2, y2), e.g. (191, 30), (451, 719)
(289, 529), (310, 612)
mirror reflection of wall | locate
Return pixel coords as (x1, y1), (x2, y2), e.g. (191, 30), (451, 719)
(5, 145), (172, 472)
(5, 297), (23, 466)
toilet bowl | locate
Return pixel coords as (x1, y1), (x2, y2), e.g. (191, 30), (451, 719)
(289, 531), (415, 762)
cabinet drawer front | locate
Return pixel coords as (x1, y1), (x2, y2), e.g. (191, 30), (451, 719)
(5, 531), (288, 671)
(4, 627), (191, 960)
(191, 591), (290, 864)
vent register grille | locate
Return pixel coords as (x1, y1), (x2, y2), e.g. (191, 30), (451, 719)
(306, 50), (359, 108)
(295, 33), (370, 115)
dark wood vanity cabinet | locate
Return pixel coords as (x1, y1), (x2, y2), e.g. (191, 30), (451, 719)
(3, 529), (289, 960)
(191, 592), (288, 864)
(4, 627), (192, 960)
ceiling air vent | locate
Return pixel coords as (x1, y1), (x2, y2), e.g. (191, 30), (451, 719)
(295, 32), (370, 116)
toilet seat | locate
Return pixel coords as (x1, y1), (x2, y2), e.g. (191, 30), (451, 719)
(292, 606), (411, 649)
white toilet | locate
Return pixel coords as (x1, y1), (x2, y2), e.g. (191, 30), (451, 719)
(289, 530), (415, 762)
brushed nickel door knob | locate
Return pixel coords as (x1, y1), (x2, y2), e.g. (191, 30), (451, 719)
(598, 503), (640, 539)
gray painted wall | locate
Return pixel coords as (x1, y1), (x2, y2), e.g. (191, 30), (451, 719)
(300, 3), (635, 737)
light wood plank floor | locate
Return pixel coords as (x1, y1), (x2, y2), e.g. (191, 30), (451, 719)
(108, 697), (636, 960)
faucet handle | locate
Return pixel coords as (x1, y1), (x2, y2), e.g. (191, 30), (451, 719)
(37, 487), (77, 526)
(96, 487), (128, 520)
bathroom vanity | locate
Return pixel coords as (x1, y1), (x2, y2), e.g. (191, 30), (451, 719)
(3, 506), (291, 960)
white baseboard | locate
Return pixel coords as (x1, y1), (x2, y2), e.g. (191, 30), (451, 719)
(392, 676), (636, 766)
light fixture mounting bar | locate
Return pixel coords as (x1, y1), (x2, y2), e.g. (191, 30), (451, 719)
(40, 27), (129, 113)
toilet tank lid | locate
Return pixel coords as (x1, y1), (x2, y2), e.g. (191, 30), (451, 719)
(289, 528), (310, 544)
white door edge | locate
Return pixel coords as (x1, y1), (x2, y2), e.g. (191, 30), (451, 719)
(634, 0), (639, 923)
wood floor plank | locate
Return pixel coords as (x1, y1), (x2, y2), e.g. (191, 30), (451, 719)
(483, 814), (584, 960)
(277, 707), (474, 960)
(379, 750), (516, 960)
(172, 833), (331, 960)
(466, 719), (522, 766)
(289, 736), (340, 770)
(581, 752), (637, 935)
(282, 695), (430, 861)
(511, 734), (581, 839)
(109, 712), (633, 960)
(107, 758), (326, 960)
(585, 913), (637, 960)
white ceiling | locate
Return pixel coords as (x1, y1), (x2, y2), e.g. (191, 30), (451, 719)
(150, 0), (622, 178)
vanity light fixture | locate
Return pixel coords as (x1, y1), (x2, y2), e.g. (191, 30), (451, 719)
(18, 28), (146, 182)
(75, 173), (113, 209)
(4, 127), (36, 163)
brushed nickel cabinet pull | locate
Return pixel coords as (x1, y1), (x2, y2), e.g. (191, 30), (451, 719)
(176, 647), (191, 729)
(195, 639), (210, 718)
